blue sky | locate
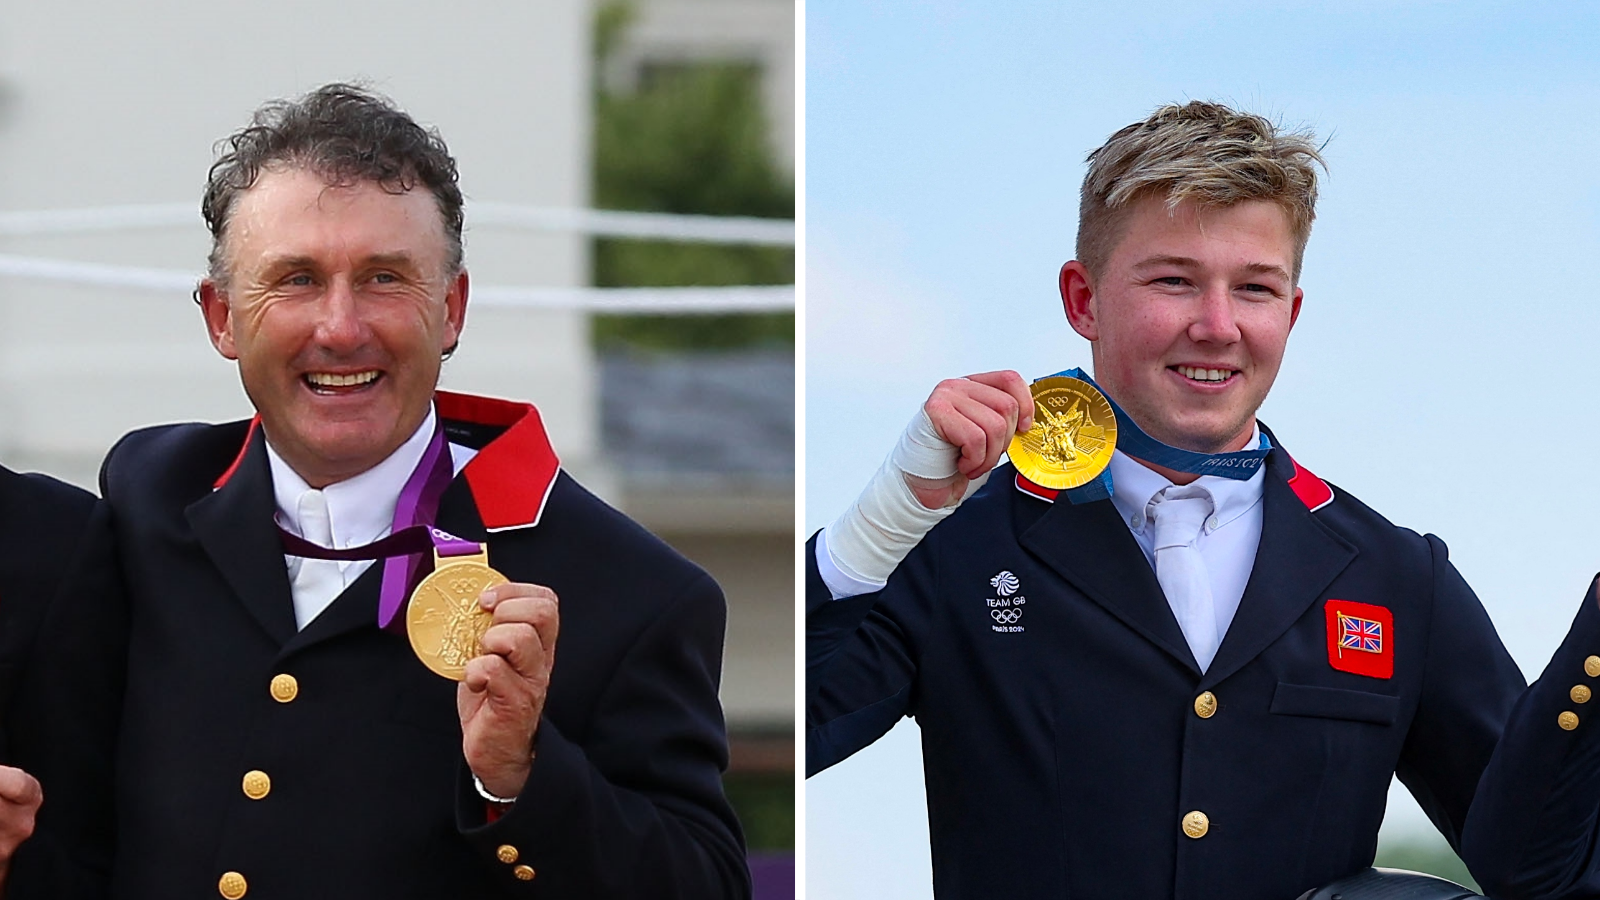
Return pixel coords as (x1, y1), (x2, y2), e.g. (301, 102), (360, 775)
(805, 2), (1600, 895)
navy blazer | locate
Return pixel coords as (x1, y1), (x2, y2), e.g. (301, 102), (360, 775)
(0, 470), (123, 900)
(808, 436), (1600, 899)
(102, 396), (748, 899)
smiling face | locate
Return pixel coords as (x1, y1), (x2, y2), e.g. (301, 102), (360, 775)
(199, 166), (467, 487)
(1061, 196), (1302, 455)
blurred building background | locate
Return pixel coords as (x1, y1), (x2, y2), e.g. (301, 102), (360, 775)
(591, 0), (796, 888)
(0, 0), (793, 890)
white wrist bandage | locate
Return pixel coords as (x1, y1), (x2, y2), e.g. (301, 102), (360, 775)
(823, 409), (991, 589)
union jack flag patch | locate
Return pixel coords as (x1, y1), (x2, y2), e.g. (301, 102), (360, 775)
(1325, 600), (1394, 679)
(1339, 615), (1383, 653)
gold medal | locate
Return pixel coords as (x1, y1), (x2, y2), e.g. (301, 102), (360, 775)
(1007, 376), (1117, 489)
(406, 545), (508, 681)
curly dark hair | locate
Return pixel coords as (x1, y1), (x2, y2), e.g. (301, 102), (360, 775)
(201, 83), (464, 285)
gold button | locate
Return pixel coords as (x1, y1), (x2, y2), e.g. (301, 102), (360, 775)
(513, 864), (536, 881)
(1182, 810), (1209, 838)
(241, 770), (271, 800)
(1574, 685), (1593, 704)
(218, 871), (248, 899)
(496, 844), (519, 864)
(270, 674), (298, 703)
(1193, 692), (1217, 719)
(1560, 711), (1580, 731)
(1585, 656), (1600, 678)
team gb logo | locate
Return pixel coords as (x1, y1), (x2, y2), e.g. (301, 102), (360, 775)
(987, 570), (1025, 632)
(991, 571), (1020, 596)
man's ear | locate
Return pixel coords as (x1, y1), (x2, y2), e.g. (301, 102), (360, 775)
(197, 281), (239, 360)
(441, 270), (469, 358)
(1060, 261), (1098, 341)
(1289, 285), (1303, 331)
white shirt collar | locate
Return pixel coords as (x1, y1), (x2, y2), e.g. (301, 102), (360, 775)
(267, 407), (438, 549)
(1108, 423), (1267, 532)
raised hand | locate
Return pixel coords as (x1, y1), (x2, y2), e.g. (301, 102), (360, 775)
(907, 370), (1035, 509)
(457, 583), (559, 801)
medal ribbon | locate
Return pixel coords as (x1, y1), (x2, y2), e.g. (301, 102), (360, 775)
(275, 420), (481, 630)
(1044, 367), (1272, 504)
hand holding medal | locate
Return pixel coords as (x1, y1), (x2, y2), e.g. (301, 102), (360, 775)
(400, 532), (556, 801)
(911, 371), (1036, 509)
(455, 577), (559, 803)
(824, 370), (1037, 588)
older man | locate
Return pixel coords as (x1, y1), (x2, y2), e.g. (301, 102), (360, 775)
(808, 101), (1600, 898)
(101, 84), (746, 898)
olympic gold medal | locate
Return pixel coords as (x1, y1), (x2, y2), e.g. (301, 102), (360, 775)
(406, 546), (509, 681)
(1007, 376), (1117, 489)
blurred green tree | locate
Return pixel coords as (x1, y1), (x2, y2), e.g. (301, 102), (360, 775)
(591, 0), (795, 350)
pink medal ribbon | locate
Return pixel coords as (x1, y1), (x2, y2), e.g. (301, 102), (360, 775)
(275, 421), (483, 630)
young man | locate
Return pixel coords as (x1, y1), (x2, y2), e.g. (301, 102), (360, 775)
(807, 101), (1600, 898)
(101, 84), (747, 898)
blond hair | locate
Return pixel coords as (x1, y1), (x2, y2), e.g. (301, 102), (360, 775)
(1076, 101), (1325, 281)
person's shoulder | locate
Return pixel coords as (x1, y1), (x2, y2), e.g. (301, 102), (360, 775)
(1270, 448), (1435, 562)
(0, 466), (95, 513)
(101, 420), (255, 505)
(538, 472), (711, 587)
(0, 466), (97, 542)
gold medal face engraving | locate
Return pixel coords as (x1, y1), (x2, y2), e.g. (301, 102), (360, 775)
(407, 547), (508, 681)
(1007, 376), (1118, 490)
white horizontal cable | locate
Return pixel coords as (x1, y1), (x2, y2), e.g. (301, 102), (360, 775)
(471, 284), (794, 312)
(0, 204), (195, 235)
(0, 254), (196, 292)
(0, 202), (795, 245)
(470, 203), (794, 245)
(0, 254), (793, 313)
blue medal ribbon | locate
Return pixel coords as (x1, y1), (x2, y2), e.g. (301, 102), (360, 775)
(1044, 367), (1272, 504)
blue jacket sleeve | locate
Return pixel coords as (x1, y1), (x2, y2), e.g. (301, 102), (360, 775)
(1393, 534), (1526, 854)
(1462, 576), (1600, 899)
(806, 530), (937, 777)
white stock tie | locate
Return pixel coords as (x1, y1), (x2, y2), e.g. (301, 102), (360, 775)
(1148, 485), (1220, 672)
(290, 488), (345, 630)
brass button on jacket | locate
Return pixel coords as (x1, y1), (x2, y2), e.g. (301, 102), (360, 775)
(496, 844), (519, 864)
(241, 770), (271, 800)
(1560, 711), (1581, 731)
(1586, 656), (1600, 678)
(1193, 692), (1217, 719)
(218, 871), (247, 899)
(1574, 684), (1593, 704)
(269, 674), (298, 703)
(513, 864), (536, 881)
(1182, 810), (1209, 839)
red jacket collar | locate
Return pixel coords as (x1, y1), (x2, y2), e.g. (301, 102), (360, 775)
(436, 390), (561, 531)
(214, 391), (562, 531)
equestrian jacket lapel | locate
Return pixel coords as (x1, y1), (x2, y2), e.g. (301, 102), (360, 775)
(1202, 443), (1358, 687)
(185, 425), (297, 646)
(1018, 491), (1200, 674)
